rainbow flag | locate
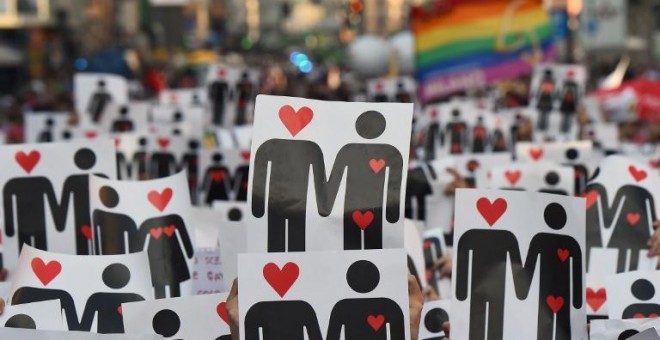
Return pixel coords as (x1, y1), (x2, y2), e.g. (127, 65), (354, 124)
(412, 0), (556, 102)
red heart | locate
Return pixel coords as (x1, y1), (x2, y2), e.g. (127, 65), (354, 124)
(163, 225), (176, 238)
(476, 197), (507, 226)
(367, 315), (385, 331)
(504, 170), (521, 185)
(369, 159), (386, 174)
(31, 258), (62, 286)
(210, 170), (225, 182)
(586, 288), (606, 312)
(117, 306), (123, 315)
(352, 210), (374, 230)
(157, 138), (170, 149)
(150, 228), (163, 239)
(582, 191), (598, 209)
(546, 295), (564, 313)
(278, 105), (313, 137)
(240, 151), (251, 161)
(85, 131), (97, 139)
(218, 68), (226, 78)
(217, 302), (230, 324)
(263, 262), (299, 298)
(114, 138), (121, 147)
(529, 147), (544, 161)
(15, 151), (41, 174)
(627, 213), (641, 226)
(628, 166), (647, 182)
(81, 225), (93, 240)
(148, 188), (173, 212)
(557, 248), (570, 262)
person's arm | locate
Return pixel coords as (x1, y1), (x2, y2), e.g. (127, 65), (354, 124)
(570, 239), (583, 308)
(3, 184), (15, 237)
(455, 232), (470, 301)
(251, 144), (270, 218)
(409, 275), (423, 340)
(385, 152), (403, 223)
(226, 279), (240, 340)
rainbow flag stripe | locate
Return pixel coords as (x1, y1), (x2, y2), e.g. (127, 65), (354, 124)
(412, 1), (556, 102)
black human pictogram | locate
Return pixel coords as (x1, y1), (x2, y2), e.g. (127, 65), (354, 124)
(405, 163), (435, 221)
(621, 278), (660, 319)
(326, 260), (405, 340)
(456, 226), (523, 340)
(92, 186), (139, 255)
(559, 74), (579, 133)
(138, 214), (194, 298)
(111, 106), (134, 132)
(201, 153), (232, 205)
(11, 286), (80, 330)
(607, 184), (657, 272)
(394, 82), (412, 103)
(4, 169), (61, 251)
(116, 151), (128, 180)
(422, 307), (449, 340)
(132, 137), (150, 180)
(423, 119), (443, 161)
(232, 164), (250, 201)
(235, 71), (254, 125)
(319, 111), (403, 250)
(618, 329), (640, 339)
(252, 136), (327, 252)
(471, 116), (487, 154)
(38, 118), (54, 142)
(564, 148), (588, 194)
(538, 171), (569, 196)
(4, 314), (36, 329)
(373, 89), (389, 103)
(424, 240), (441, 292)
(150, 144), (177, 179)
(536, 69), (556, 131)
(87, 80), (112, 123)
(517, 203), (583, 340)
(491, 128), (508, 152)
(79, 263), (145, 333)
(445, 109), (467, 155)
(57, 149), (102, 255)
(583, 181), (610, 269)
(245, 299), (323, 340)
(209, 79), (231, 126)
(179, 140), (200, 204)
